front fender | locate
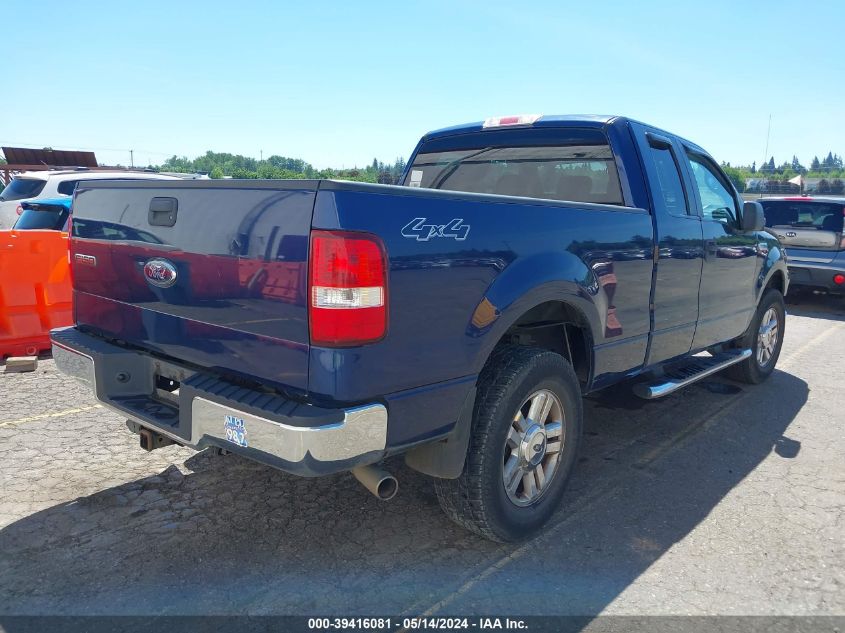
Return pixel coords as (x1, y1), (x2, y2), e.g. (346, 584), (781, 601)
(757, 233), (789, 300)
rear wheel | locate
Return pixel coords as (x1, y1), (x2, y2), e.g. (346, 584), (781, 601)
(725, 289), (785, 384)
(434, 346), (582, 542)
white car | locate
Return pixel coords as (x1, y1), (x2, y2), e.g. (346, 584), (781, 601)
(0, 170), (186, 230)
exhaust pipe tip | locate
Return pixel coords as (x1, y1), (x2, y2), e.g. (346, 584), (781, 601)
(376, 475), (398, 501)
(352, 465), (398, 501)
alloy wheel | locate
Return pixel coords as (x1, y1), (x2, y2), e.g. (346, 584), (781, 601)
(756, 307), (779, 367)
(502, 389), (565, 506)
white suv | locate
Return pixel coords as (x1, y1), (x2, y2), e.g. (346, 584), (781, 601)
(0, 170), (185, 230)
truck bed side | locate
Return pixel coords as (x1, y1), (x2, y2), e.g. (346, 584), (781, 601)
(311, 181), (654, 446)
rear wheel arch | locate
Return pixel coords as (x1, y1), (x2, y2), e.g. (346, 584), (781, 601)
(483, 299), (595, 389)
(405, 299), (594, 480)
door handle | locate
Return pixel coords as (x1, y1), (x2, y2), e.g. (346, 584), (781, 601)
(705, 239), (717, 255)
(149, 197), (178, 227)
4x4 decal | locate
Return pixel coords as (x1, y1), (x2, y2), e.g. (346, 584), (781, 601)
(401, 217), (470, 242)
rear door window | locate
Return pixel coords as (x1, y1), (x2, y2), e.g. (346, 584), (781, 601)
(405, 142), (624, 205)
(645, 143), (688, 215)
(760, 200), (844, 233)
(0, 178), (47, 201)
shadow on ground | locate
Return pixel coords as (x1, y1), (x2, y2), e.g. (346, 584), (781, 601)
(0, 368), (809, 620)
(785, 289), (845, 321)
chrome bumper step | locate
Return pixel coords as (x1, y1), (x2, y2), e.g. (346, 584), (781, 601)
(633, 349), (752, 400)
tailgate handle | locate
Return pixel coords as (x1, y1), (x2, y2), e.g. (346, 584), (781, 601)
(149, 197), (178, 227)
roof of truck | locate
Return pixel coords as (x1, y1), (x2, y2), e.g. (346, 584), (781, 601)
(419, 114), (717, 160)
(424, 114), (621, 140)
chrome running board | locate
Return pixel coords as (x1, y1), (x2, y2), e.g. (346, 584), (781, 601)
(633, 349), (752, 400)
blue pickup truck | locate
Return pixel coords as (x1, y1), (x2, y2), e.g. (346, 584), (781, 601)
(52, 115), (788, 542)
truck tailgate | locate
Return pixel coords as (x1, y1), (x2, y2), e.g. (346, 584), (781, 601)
(70, 180), (317, 392)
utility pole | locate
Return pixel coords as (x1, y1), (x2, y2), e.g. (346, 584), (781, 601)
(260, 149), (263, 162)
(762, 114), (771, 172)
(130, 149), (134, 168)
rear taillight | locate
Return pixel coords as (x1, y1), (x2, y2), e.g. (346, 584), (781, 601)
(309, 230), (387, 347)
(66, 215), (73, 286)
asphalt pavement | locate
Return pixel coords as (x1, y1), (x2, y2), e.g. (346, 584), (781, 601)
(0, 294), (842, 619)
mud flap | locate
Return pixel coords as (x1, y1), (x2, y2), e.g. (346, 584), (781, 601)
(404, 386), (476, 479)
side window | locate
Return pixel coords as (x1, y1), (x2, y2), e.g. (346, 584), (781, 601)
(645, 142), (688, 215)
(686, 154), (738, 225)
(57, 180), (79, 196)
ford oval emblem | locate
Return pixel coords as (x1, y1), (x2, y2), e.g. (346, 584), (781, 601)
(143, 259), (178, 288)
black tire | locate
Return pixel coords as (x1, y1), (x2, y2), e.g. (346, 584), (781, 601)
(434, 346), (583, 542)
(784, 288), (802, 305)
(724, 289), (785, 384)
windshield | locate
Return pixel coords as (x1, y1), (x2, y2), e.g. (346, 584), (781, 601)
(761, 200), (844, 233)
(0, 178), (47, 202)
(404, 143), (624, 205)
(14, 203), (69, 230)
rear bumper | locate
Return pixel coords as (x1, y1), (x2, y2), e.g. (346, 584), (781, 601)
(50, 327), (388, 476)
(787, 257), (845, 292)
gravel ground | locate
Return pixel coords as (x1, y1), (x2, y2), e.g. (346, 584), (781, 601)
(0, 294), (843, 619)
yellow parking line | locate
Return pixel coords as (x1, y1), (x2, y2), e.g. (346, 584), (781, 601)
(779, 320), (845, 370)
(0, 404), (103, 428)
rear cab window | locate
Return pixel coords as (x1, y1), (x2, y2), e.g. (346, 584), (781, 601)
(404, 128), (624, 205)
(760, 200), (844, 234)
(0, 178), (47, 201)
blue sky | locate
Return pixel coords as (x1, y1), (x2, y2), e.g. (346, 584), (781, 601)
(4, 0), (844, 169)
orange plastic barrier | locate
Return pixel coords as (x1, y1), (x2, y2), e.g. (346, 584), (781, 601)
(0, 230), (72, 357)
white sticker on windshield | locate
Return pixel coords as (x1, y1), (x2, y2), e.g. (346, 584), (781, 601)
(409, 169), (423, 188)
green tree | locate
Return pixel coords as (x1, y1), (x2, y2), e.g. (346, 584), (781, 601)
(762, 157), (775, 174)
(721, 165), (747, 192)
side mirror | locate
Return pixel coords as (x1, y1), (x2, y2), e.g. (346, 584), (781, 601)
(742, 201), (765, 231)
